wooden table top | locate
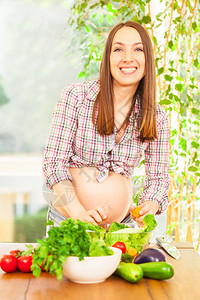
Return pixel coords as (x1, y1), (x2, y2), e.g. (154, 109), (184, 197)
(0, 242), (199, 300)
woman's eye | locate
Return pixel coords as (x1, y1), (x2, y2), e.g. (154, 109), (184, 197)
(114, 48), (122, 52)
(135, 48), (143, 52)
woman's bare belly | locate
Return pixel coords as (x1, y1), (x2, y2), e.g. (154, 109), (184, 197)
(67, 167), (133, 223)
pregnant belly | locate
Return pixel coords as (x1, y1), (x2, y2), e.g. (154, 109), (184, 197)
(69, 167), (133, 223)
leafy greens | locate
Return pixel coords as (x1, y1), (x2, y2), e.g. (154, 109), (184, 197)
(105, 214), (157, 254)
(28, 214), (157, 281)
(30, 218), (112, 281)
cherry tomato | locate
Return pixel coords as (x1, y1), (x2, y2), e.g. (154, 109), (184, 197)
(127, 247), (138, 257)
(112, 241), (126, 254)
(132, 207), (141, 218)
(0, 254), (18, 273)
(18, 255), (33, 273)
(39, 261), (46, 272)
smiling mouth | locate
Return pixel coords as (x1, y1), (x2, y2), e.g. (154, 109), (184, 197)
(120, 67), (137, 73)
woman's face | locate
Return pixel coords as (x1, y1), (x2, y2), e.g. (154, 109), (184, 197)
(110, 26), (145, 91)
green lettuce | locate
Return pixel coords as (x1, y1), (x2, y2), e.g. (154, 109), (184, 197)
(84, 222), (106, 232)
(108, 222), (130, 232)
(105, 214), (157, 253)
(89, 238), (114, 256)
(140, 214), (158, 232)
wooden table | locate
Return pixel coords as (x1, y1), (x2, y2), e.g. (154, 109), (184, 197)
(0, 242), (199, 300)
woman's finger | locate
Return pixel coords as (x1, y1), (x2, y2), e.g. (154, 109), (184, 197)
(83, 215), (98, 225)
(94, 206), (108, 220)
(87, 210), (103, 223)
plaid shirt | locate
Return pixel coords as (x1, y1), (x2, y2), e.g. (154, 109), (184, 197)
(43, 79), (170, 213)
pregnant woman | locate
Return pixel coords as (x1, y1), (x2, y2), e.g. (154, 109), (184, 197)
(43, 21), (170, 228)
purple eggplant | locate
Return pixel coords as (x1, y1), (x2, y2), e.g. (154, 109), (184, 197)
(134, 248), (166, 264)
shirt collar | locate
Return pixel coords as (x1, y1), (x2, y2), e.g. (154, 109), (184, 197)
(86, 79), (100, 101)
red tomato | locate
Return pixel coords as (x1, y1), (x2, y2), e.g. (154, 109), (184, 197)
(10, 249), (22, 259)
(0, 254), (18, 273)
(18, 255), (33, 273)
(39, 261), (46, 272)
(112, 241), (126, 254)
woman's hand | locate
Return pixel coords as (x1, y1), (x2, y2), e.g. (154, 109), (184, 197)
(79, 206), (108, 225)
(130, 201), (159, 227)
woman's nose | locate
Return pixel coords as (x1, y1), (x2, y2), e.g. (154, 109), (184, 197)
(123, 51), (133, 62)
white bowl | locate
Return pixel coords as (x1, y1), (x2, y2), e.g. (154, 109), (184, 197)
(62, 247), (122, 284)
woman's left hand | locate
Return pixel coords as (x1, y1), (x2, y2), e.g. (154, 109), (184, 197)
(130, 200), (159, 227)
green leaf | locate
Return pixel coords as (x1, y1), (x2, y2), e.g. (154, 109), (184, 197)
(176, 76), (184, 82)
(142, 15), (151, 24)
(153, 36), (158, 45)
(85, 26), (90, 33)
(175, 84), (185, 92)
(192, 152), (198, 162)
(78, 71), (86, 78)
(166, 84), (171, 94)
(170, 139), (175, 146)
(192, 21), (197, 30)
(189, 84), (198, 89)
(173, 94), (181, 102)
(193, 59), (199, 68)
(164, 74), (173, 82)
(89, 3), (99, 9)
(181, 171), (186, 177)
(180, 152), (186, 157)
(180, 138), (187, 151)
(180, 107), (185, 116)
(187, 94), (193, 102)
(159, 99), (171, 105)
(46, 220), (54, 226)
(188, 166), (198, 172)
(0, 83), (10, 106)
(140, 214), (157, 232)
(168, 40), (173, 48)
(132, 187), (144, 206)
(191, 141), (199, 149)
(32, 264), (42, 278)
(98, 14), (104, 25)
(168, 67), (177, 73)
(191, 108), (200, 115)
(158, 67), (164, 75)
(107, 3), (117, 13)
(171, 129), (178, 136)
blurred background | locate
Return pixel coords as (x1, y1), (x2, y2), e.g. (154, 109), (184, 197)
(0, 0), (83, 242)
(0, 0), (199, 249)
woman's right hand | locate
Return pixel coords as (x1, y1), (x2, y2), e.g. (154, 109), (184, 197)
(79, 206), (108, 225)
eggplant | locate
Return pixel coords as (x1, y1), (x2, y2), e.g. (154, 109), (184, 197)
(134, 248), (166, 264)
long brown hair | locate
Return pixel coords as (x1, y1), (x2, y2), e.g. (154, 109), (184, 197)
(92, 21), (158, 141)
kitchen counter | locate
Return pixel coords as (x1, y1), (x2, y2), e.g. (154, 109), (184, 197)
(0, 242), (199, 300)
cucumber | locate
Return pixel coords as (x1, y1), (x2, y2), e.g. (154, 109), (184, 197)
(138, 262), (174, 280)
(115, 262), (143, 283)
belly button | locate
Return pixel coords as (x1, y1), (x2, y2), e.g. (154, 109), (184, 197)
(103, 206), (110, 212)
